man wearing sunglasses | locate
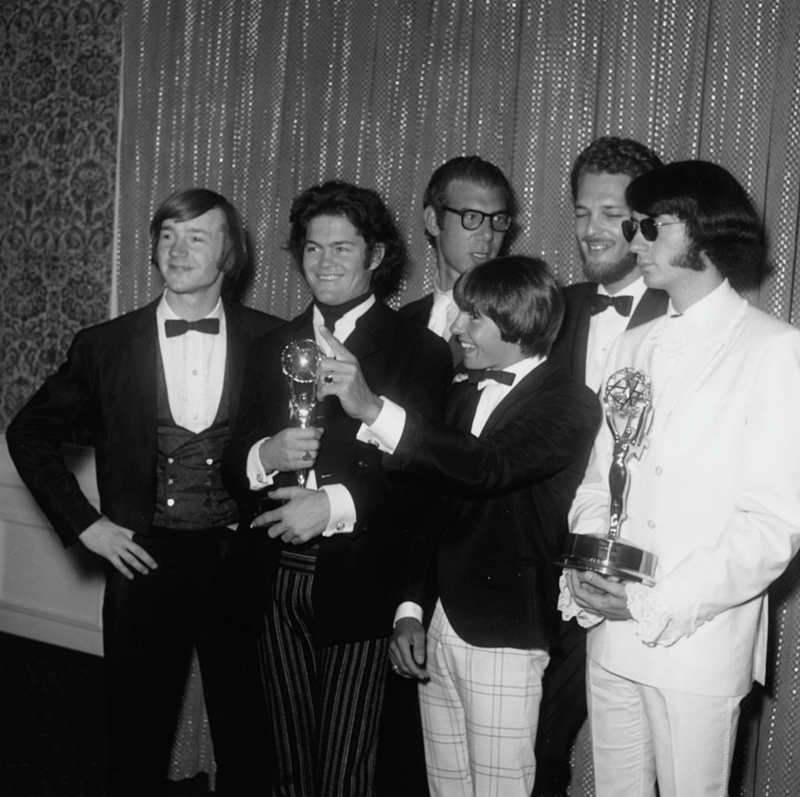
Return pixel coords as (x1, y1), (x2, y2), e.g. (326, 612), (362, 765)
(560, 161), (800, 796)
(537, 137), (666, 797)
(400, 155), (517, 366)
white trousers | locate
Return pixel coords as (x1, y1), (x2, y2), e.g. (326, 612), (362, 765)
(588, 659), (746, 797)
(418, 600), (549, 797)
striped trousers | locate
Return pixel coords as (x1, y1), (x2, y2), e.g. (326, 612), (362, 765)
(261, 556), (390, 797)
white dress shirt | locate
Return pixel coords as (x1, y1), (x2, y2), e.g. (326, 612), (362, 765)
(156, 295), (225, 433)
(427, 280), (459, 340)
(246, 297), (377, 536)
(585, 277), (648, 393)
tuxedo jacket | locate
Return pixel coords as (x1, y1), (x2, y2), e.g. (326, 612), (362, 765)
(222, 301), (452, 645)
(550, 281), (669, 384)
(393, 359), (601, 649)
(398, 293), (434, 327)
(7, 298), (282, 547)
(570, 282), (800, 696)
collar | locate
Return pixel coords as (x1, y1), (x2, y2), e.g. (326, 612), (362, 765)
(156, 293), (223, 323)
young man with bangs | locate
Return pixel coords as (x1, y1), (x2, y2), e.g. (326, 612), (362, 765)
(7, 188), (282, 796)
(561, 161), (800, 796)
(318, 255), (600, 796)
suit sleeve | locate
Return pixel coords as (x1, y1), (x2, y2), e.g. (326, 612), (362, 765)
(6, 331), (103, 546)
(388, 375), (601, 497)
(341, 330), (452, 535)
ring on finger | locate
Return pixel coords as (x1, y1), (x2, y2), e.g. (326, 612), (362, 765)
(302, 450), (312, 461)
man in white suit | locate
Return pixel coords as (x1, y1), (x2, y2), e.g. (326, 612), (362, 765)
(560, 160), (800, 797)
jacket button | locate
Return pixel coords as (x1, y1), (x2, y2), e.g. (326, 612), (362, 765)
(357, 460), (368, 469)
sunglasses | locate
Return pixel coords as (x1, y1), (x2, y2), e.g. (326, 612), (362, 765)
(621, 218), (685, 243)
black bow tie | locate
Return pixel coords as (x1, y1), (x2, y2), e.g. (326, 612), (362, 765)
(164, 318), (220, 337)
(466, 369), (515, 386)
(589, 294), (633, 317)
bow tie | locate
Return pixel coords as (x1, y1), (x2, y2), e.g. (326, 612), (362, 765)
(466, 369), (515, 386)
(589, 294), (633, 317)
(164, 318), (220, 337)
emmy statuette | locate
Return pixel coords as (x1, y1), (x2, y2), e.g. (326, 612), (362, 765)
(556, 367), (658, 585)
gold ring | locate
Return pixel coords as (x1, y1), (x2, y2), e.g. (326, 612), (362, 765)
(302, 450), (312, 461)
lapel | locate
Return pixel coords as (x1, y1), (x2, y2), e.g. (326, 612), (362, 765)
(642, 292), (747, 430)
(570, 289), (593, 383)
(628, 287), (669, 330)
(222, 302), (248, 426)
(130, 300), (160, 429)
(314, 302), (393, 479)
(480, 360), (552, 438)
(446, 379), (481, 431)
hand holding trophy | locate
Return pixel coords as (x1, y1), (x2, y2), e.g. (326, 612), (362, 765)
(281, 339), (323, 487)
(556, 367), (658, 585)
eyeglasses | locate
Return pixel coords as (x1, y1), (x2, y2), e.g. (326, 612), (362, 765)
(443, 206), (513, 232)
(622, 218), (685, 243)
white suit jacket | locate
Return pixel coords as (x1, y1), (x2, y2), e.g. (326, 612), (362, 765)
(568, 281), (800, 696)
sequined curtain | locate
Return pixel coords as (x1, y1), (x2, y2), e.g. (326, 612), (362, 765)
(117, 0), (800, 324)
(117, 2), (800, 795)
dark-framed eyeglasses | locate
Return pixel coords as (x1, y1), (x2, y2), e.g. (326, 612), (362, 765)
(622, 217), (686, 243)
(443, 206), (513, 232)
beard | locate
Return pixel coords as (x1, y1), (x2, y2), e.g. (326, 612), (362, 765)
(581, 249), (638, 286)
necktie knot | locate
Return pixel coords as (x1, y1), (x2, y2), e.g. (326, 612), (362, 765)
(466, 369), (515, 387)
(589, 294), (633, 317)
(164, 318), (220, 337)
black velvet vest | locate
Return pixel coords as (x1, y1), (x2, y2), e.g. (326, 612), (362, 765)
(152, 352), (238, 530)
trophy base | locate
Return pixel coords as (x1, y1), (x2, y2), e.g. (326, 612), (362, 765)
(555, 533), (657, 586)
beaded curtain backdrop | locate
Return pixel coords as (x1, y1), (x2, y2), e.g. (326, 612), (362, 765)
(123, 1), (800, 795)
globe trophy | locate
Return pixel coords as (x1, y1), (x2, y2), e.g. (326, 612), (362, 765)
(556, 367), (658, 585)
(281, 339), (323, 487)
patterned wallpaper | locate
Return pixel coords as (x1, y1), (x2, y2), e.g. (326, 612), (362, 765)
(1, 0), (121, 429)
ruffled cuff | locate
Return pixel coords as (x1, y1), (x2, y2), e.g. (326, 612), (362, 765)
(626, 582), (683, 647)
(558, 572), (605, 628)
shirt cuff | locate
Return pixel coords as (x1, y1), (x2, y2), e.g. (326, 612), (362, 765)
(626, 581), (683, 647)
(394, 601), (424, 627)
(320, 483), (356, 536)
(246, 439), (277, 490)
(355, 397), (406, 454)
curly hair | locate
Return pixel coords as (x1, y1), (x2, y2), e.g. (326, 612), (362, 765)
(570, 136), (663, 201)
(287, 180), (407, 300)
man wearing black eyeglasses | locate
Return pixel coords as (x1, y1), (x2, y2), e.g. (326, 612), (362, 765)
(377, 156), (516, 795)
(399, 155), (517, 365)
(536, 137), (666, 797)
(560, 160), (800, 796)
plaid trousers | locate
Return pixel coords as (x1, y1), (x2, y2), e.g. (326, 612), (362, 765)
(419, 599), (550, 797)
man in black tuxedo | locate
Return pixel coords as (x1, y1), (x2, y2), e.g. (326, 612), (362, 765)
(221, 180), (451, 797)
(400, 155), (516, 364)
(319, 255), (600, 796)
(536, 136), (667, 796)
(7, 188), (282, 796)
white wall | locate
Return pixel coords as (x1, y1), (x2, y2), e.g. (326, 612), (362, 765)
(0, 435), (104, 655)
